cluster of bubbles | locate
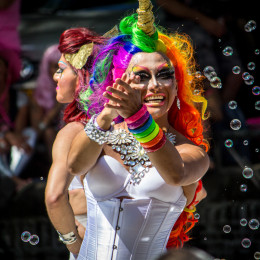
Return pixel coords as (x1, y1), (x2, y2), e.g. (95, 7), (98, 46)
(242, 167), (254, 179)
(21, 231), (39, 245)
(244, 20), (257, 32)
(242, 72), (254, 85)
(203, 66), (222, 88)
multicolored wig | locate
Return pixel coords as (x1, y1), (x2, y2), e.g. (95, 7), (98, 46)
(82, 0), (209, 248)
(57, 27), (106, 124)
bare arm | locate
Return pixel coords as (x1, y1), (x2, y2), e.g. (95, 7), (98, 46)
(45, 122), (84, 254)
(69, 188), (87, 216)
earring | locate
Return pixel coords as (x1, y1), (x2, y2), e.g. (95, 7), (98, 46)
(177, 97), (180, 110)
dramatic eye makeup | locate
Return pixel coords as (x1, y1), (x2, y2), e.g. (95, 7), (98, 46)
(56, 61), (67, 74)
(132, 65), (151, 81)
(156, 62), (175, 79)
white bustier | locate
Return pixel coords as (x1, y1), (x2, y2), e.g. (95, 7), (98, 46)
(78, 156), (187, 260)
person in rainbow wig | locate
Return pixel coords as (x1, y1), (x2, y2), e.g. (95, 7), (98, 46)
(68, 0), (210, 259)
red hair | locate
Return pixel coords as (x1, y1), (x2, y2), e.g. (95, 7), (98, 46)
(158, 33), (209, 247)
(58, 27), (106, 124)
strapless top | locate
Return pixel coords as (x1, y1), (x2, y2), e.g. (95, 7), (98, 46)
(77, 155), (186, 260)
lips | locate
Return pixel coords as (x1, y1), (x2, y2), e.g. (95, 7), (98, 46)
(144, 94), (165, 104)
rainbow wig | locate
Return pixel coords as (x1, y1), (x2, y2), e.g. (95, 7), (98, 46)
(83, 13), (209, 152)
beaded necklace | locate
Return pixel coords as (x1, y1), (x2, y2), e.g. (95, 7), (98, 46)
(107, 128), (176, 185)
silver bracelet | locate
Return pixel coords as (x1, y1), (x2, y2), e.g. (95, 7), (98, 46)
(56, 230), (77, 245)
(84, 115), (111, 145)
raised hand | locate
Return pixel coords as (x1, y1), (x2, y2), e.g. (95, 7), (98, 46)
(103, 72), (144, 119)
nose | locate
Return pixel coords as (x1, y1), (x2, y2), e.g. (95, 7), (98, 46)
(147, 75), (159, 92)
(53, 72), (59, 82)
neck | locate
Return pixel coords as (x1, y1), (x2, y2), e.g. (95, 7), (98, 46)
(153, 113), (170, 132)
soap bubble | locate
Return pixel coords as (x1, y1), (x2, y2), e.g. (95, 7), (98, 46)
(195, 71), (203, 78)
(256, 148), (259, 153)
(223, 225), (231, 233)
(230, 119), (241, 130)
(242, 167), (253, 179)
(225, 139), (233, 148)
(228, 100), (237, 109)
(21, 231), (31, 242)
(240, 184), (247, 192)
(242, 72), (250, 80)
(203, 66), (217, 80)
(247, 62), (256, 70)
(249, 219), (259, 230)
(241, 238), (251, 248)
(194, 213), (200, 219)
(252, 86), (260, 95)
(232, 66), (241, 74)
(244, 75), (254, 85)
(210, 76), (222, 88)
(254, 252), (260, 259)
(223, 46), (233, 56)
(255, 49), (260, 55)
(29, 234), (40, 245)
(255, 101), (260, 110)
(240, 218), (247, 226)
(243, 140), (249, 145)
(244, 20), (257, 32)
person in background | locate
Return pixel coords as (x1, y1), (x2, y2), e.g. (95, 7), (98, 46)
(31, 44), (63, 161)
(0, 0), (34, 196)
(44, 27), (106, 259)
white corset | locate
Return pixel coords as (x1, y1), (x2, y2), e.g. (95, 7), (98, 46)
(78, 155), (187, 260)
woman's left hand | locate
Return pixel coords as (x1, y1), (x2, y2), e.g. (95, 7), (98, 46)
(103, 72), (144, 118)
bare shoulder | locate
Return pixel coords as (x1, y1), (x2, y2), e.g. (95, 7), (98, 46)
(54, 122), (84, 149)
(172, 128), (208, 156)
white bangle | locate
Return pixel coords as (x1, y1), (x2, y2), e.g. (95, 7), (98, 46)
(56, 230), (77, 245)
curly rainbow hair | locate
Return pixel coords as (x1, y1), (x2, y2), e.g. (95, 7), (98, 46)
(81, 13), (209, 151)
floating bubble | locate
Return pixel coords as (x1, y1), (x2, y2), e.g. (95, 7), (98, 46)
(225, 139), (233, 148)
(203, 66), (216, 80)
(244, 20), (257, 32)
(195, 71), (202, 78)
(243, 140), (249, 145)
(230, 119), (241, 130)
(194, 213), (200, 219)
(241, 238), (251, 248)
(232, 66), (241, 74)
(193, 89), (200, 95)
(252, 86), (260, 95)
(240, 218), (247, 226)
(247, 62), (256, 70)
(240, 184), (247, 192)
(255, 101), (260, 110)
(204, 237), (207, 240)
(256, 148), (259, 153)
(210, 76), (222, 88)
(254, 252), (260, 259)
(223, 46), (233, 56)
(242, 72), (250, 80)
(249, 219), (259, 230)
(242, 167), (253, 179)
(228, 100), (237, 109)
(255, 49), (260, 55)
(21, 231), (31, 242)
(223, 225), (231, 233)
(244, 75), (254, 85)
(29, 234), (39, 245)
(40, 177), (44, 181)
(218, 38), (222, 43)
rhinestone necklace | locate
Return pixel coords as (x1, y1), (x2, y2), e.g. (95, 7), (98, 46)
(107, 128), (176, 185)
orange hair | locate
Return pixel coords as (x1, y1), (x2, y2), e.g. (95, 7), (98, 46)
(158, 33), (209, 152)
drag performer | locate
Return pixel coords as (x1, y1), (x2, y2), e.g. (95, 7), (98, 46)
(68, 0), (210, 259)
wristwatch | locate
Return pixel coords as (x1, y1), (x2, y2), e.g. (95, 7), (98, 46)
(56, 230), (77, 245)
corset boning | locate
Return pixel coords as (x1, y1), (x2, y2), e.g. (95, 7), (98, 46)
(77, 195), (186, 260)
